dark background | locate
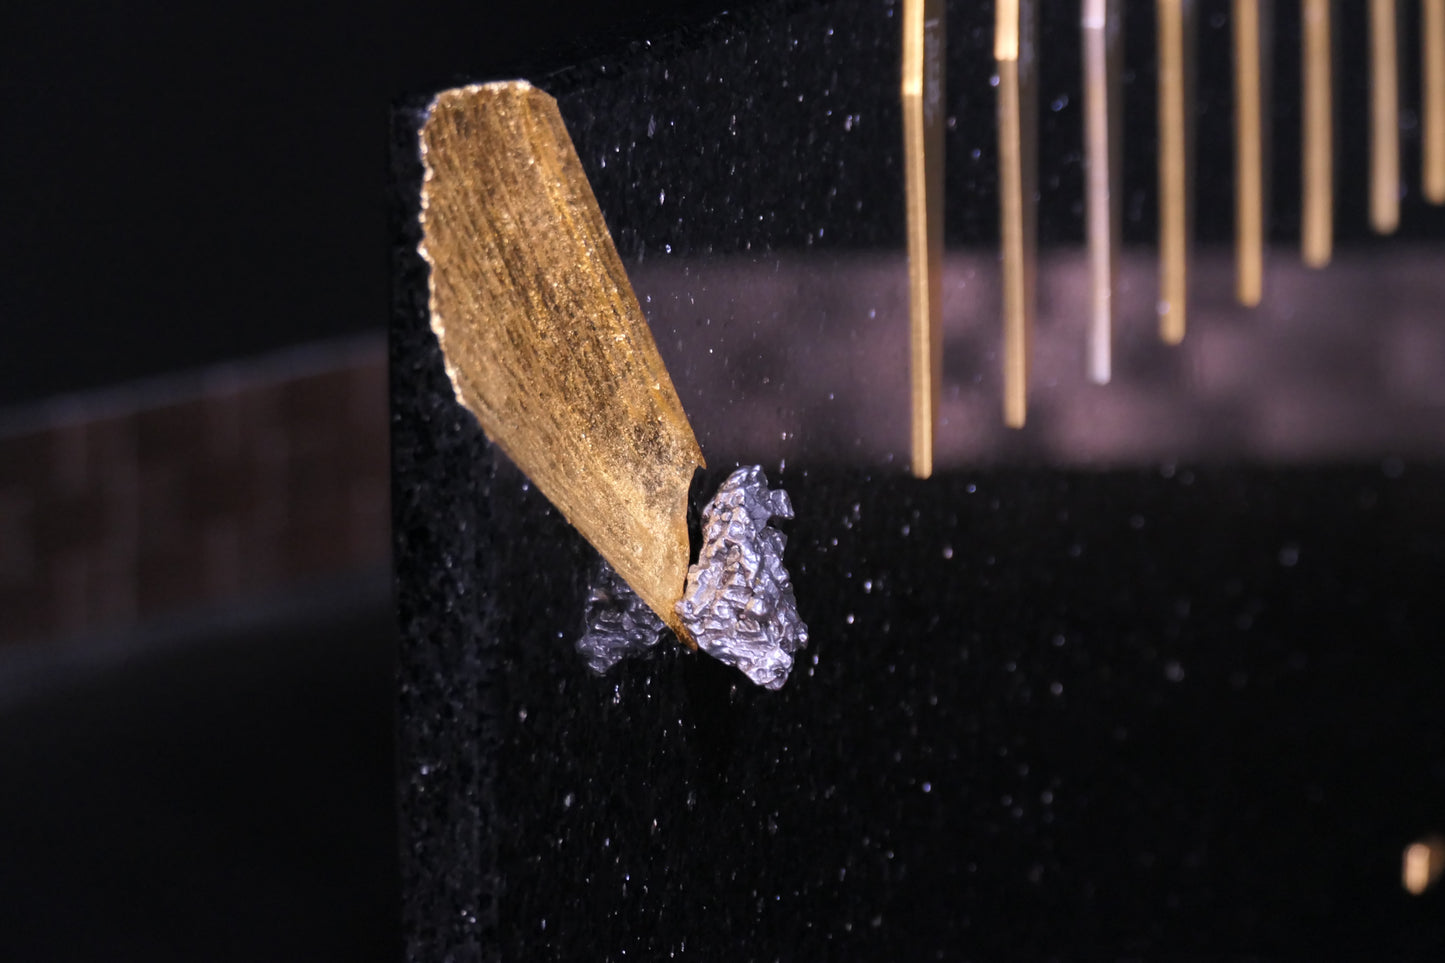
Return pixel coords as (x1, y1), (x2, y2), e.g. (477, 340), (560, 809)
(0, 0), (755, 407)
(0, 2), (748, 960)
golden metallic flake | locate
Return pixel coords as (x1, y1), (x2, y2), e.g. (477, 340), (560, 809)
(418, 81), (704, 645)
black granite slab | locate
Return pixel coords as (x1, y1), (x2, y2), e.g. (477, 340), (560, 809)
(391, 2), (1445, 958)
(392, 367), (1445, 959)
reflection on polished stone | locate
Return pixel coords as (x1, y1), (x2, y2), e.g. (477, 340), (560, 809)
(632, 247), (1445, 467)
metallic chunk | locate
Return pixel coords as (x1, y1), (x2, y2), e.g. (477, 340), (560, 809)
(576, 560), (667, 675)
(677, 466), (809, 690)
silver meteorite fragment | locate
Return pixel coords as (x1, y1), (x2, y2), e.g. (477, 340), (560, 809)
(676, 466), (808, 690)
(576, 559), (667, 675)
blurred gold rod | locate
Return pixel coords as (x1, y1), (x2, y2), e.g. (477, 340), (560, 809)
(1302, 0), (1333, 267)
(901, 0), (945, 478)
(1403, 836), (1445, 895)
(997, 0), (1036, 428)
(1082, 0), (1122, 383)
(1370, 0), (1400, 233)
(1233, 0), (1265, 306)
(1425, 0), (1445, 203)
(1157, 0), (1192, 345)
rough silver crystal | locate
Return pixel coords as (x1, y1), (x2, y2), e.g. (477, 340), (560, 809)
(676, 465), (808, 690)
(576, 559), (667, 675)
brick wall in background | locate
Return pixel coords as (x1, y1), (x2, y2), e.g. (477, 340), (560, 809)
(0, 337), (390, 646)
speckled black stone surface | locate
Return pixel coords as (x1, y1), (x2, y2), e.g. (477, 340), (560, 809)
(391, 2), (1445, 959)
(392, 413), (1445, 959)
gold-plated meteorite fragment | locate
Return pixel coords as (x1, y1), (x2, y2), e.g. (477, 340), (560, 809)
(418, 81), (705, 645)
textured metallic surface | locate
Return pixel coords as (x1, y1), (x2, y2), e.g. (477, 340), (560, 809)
(676, 467), (808, 690)
(418, 81), (704, 644)
(576, 560), (667, 675)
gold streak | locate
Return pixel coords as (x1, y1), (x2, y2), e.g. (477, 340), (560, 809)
(902, 0), (945, 477)
(1157, 0), (1192, 345)
(997, 0), (1036, 427)
(1233, 0), (1266, 306)
(1425, 0), (1445, 203)
(1302, 0), (1333, 267)
(1082, 0), (1122, 383)
(1370, 0), (1400, 233)
(1403, 836), (1445, 895)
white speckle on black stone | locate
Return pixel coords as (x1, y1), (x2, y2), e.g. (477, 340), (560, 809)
(676, 466), (808, 690)
(576, 559), (667, 675)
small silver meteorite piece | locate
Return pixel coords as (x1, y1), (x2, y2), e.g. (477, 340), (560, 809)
(676, 465), (808, 690)
(576, 559), (668, 675)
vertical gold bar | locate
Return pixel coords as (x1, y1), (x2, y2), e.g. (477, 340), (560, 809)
(1157, 0), (1193, 345)
(1234, 0), (1267, 306)
(1424, 0), (1445, 203)
(1370, 0), (1400, 233)
(1082, 0), (1123, 383)
(1302, 0), (1334, 267)
(997, 0), (1037, 428)
(902, 0), (945, 477)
